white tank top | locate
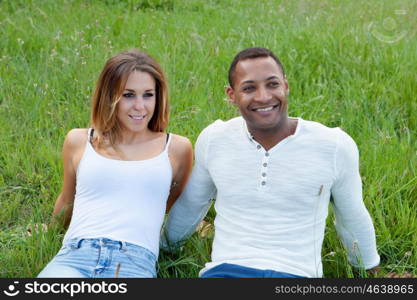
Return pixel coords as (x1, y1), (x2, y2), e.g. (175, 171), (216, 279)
(63, 129), (173, 256)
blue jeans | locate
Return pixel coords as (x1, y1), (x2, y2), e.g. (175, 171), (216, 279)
(37, 238), (157, 278)
(200, 263), (305, 278)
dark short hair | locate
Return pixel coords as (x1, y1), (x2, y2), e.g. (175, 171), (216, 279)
(228, 47), (285, 87)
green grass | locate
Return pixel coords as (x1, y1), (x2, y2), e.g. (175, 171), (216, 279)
(0, 0), (416, 278)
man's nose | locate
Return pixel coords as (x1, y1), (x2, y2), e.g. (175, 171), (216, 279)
(254, 87), (271, 102)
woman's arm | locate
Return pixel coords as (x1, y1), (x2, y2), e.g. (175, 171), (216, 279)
(51, 129), (87, 229)
(166, 134), (193, 213)
(162, 126), (216, 250)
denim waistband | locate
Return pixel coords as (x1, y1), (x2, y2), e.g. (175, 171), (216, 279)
(64, 238), (156, 260)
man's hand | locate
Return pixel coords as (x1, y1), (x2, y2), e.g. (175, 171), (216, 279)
(366, 266), (381, 277)
(385, 272), (414, 278)
(196, 220), (213, 238)
(26, 223), (48, 236)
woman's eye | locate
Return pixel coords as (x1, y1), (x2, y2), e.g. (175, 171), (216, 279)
(144, 92), (154, 98)
(123, 92), (135, 98)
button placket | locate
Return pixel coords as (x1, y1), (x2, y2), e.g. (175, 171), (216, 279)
(260, 151), (270, 188)
(252, 140), (270, 189)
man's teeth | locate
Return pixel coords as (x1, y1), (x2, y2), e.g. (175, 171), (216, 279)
(255, 106), (274, 112)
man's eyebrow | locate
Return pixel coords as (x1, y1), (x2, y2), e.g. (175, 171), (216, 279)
(241, 80), (255, 85)
(240, 76), (280, 85)
(266, 76), (280, 81)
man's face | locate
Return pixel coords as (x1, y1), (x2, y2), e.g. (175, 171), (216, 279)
(227, 56), (289, 132)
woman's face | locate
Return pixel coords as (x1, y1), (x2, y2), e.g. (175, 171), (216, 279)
(116, 70), (156, 134)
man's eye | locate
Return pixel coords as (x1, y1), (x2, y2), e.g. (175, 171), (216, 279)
(268, 82), (279, 88)
(243, 86), (255, 92)
(123, 92), (135, 98)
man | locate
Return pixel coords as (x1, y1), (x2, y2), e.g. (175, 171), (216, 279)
(163, 47), (380, 278)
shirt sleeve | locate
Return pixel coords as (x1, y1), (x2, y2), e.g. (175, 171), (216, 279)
(161, 124), (217, 251)
(331, 129), (380, 269)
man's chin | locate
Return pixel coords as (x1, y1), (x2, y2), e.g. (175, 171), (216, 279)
(247, 121), (282, 133)
(246, 113), (288, 130)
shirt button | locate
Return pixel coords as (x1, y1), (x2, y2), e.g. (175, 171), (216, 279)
(261, 181), (266, 185)
(265, 152), (269, 157)
(257, 145), (261, 149)
(262, 173), (266, 177)
(263, 163), (267, 167)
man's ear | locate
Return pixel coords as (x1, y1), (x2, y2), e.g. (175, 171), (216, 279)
(225, 86), (236, 104)
(284, 78), (290, 97)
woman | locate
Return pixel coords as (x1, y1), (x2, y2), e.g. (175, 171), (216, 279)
(38, 49), (193, 278)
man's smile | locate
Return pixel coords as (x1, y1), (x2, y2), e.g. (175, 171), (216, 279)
(251, 103), (280, 112)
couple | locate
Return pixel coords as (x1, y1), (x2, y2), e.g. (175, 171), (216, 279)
(38, 47), (380, 278)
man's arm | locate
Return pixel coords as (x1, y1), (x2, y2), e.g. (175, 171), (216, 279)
(331, 129), (380, 271)
(162, 126), (216, 250)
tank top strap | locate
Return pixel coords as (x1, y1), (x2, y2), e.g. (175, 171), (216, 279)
(164, 133), (172, 153)
(87, 128), (94, 144)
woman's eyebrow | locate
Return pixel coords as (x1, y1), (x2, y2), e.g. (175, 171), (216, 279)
(124, 88), (155, 92)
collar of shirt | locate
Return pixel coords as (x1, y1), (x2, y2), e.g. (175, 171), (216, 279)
(241, 117), (303, 152)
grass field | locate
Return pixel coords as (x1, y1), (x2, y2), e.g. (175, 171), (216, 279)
(0, 0), (416, 278)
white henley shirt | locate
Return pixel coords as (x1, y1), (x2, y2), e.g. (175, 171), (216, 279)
(163, 117), (380, 277)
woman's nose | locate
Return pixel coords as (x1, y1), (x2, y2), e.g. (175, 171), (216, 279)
(133, 98), (145, 110)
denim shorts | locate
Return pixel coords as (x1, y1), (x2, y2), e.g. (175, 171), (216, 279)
(200, 263), (305, 278)
(37, 238), (157, 278)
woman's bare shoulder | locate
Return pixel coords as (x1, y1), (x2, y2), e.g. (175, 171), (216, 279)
(64, 128), (89, 150)
(169, 134), (193, 158)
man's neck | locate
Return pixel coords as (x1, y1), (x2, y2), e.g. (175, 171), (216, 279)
(248, 118), (298, 151)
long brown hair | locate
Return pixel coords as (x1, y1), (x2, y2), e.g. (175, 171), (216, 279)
(91, 49), (169, 148)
